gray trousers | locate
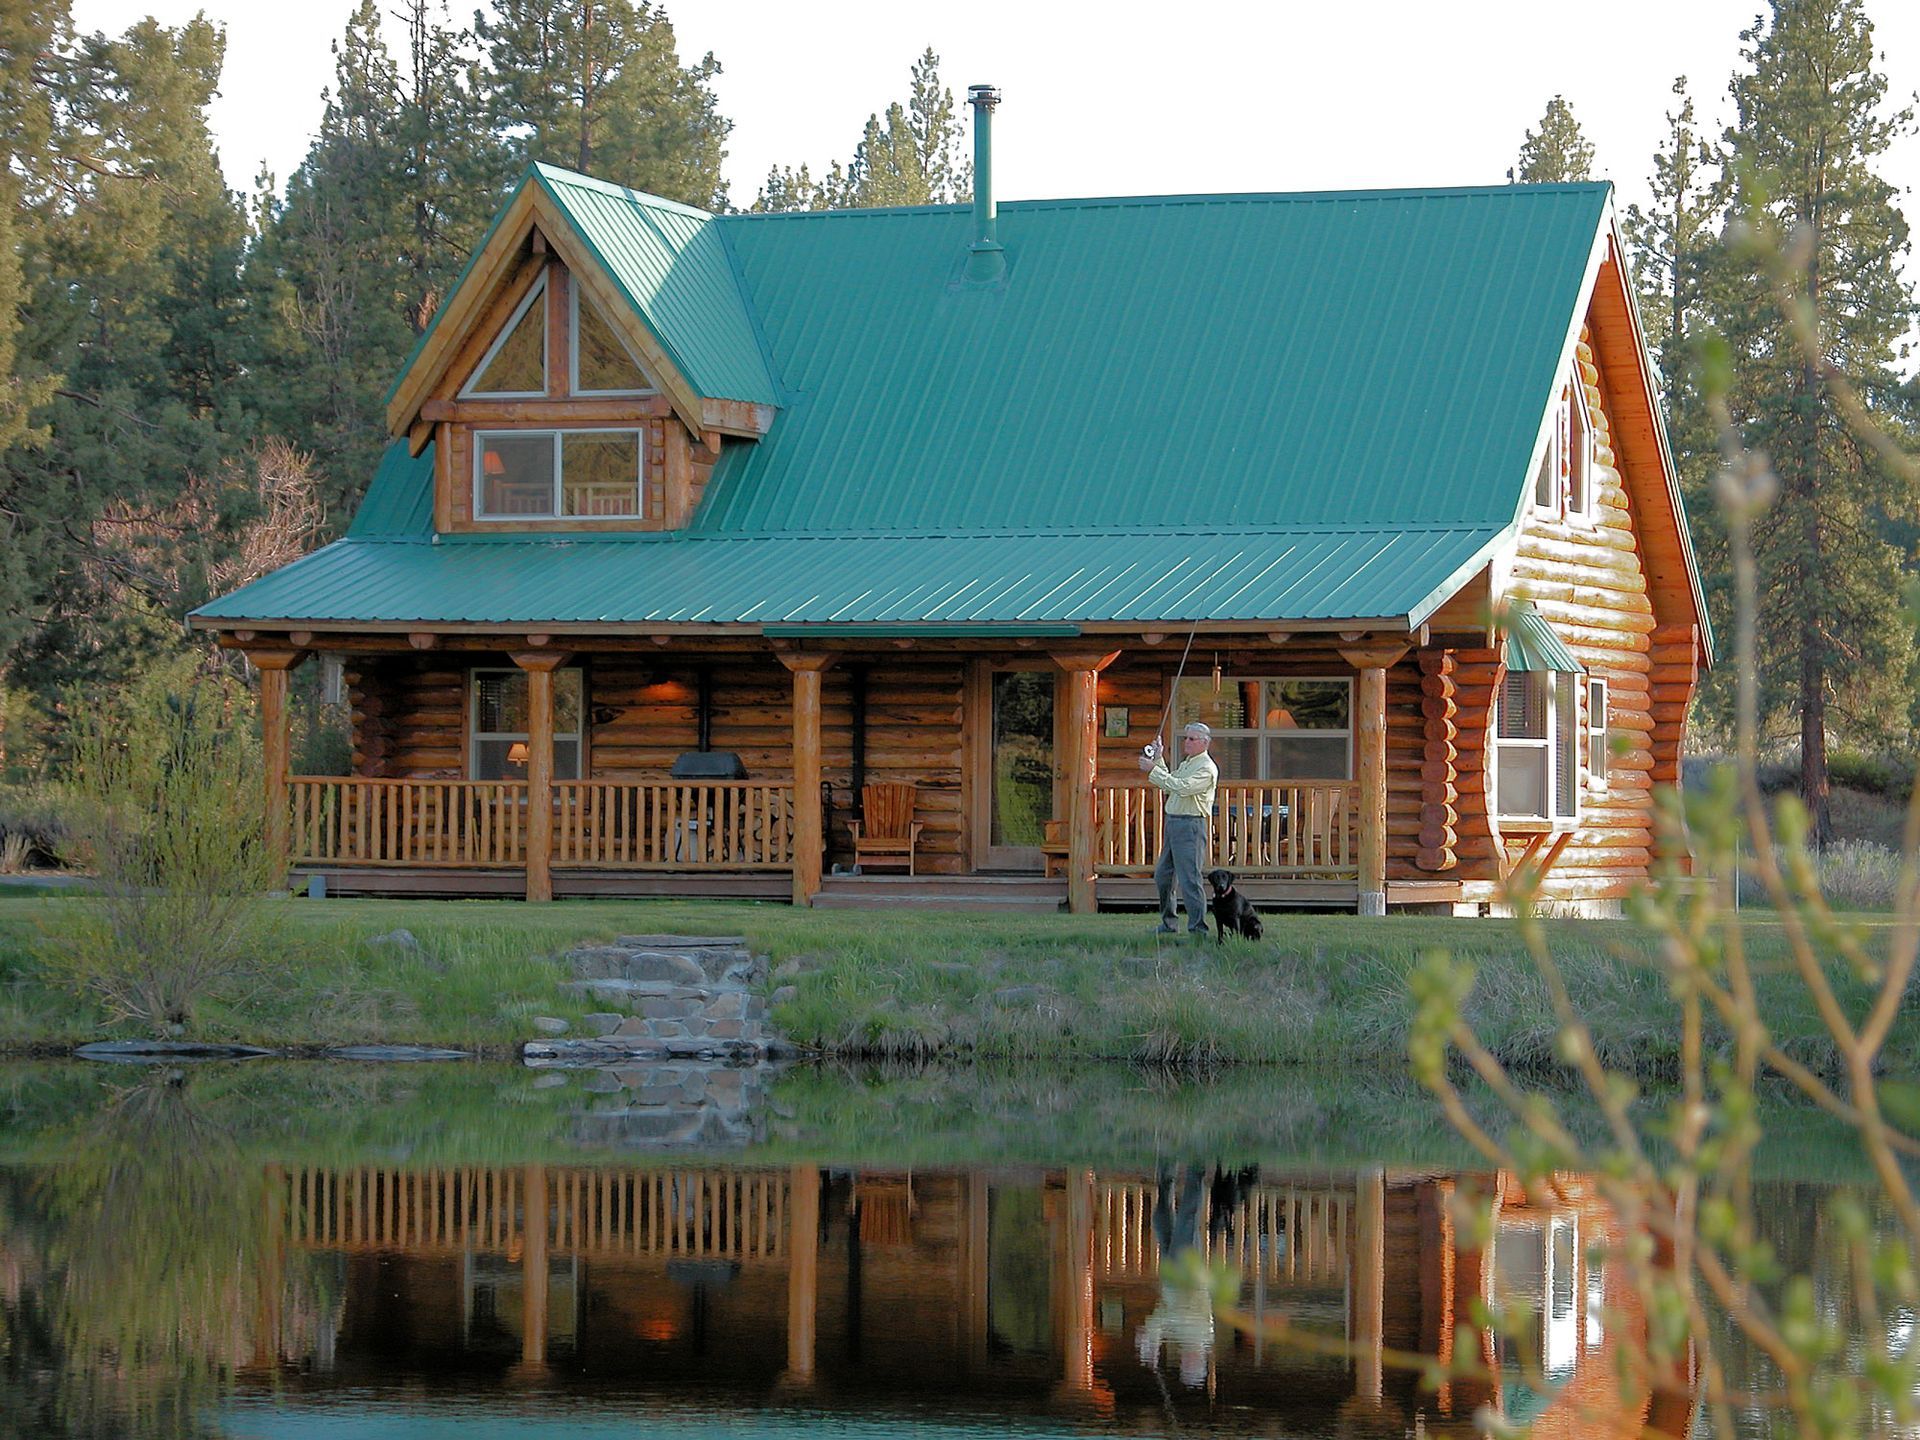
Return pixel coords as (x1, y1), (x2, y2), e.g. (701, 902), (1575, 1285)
(1155, 814), (1208, 931)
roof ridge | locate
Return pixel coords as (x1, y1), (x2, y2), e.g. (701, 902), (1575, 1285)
(720, 180), (1614, 224)
(530, 161), (719, 222)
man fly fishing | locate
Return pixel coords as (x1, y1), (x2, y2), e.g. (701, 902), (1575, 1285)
(1141, 720), (1218, 937)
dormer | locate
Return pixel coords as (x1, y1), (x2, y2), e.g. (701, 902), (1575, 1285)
(384, 165), (780, 534)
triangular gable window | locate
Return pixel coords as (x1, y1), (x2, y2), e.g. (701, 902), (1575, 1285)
(573, 287), (651, 394)
(464, 275), (547, 397)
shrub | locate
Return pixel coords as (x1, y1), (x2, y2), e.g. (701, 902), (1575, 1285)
(0, 783), (71, 868)
(41, 659), (280, 1033)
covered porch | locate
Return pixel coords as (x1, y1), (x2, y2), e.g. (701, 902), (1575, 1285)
(235, 630), (1417, 914)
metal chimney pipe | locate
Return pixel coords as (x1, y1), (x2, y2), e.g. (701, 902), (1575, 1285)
(966, 83), (1004, 283)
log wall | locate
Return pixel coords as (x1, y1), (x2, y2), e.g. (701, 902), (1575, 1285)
(1496, 326), (1659, 902)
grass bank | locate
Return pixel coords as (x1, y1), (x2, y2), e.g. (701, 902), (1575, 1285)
(0, 894), (1907, 1077)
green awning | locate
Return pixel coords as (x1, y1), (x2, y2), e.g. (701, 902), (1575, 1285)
(1504, 601), (1583, 673)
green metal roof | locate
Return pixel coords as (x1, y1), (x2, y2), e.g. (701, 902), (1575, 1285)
(207, 179), (1625, 632)
(346, 441), (437, 538)
(532, 166), (779, 406)
(1504, 601), (1584, 672)
(192, 522), (1502, 629)
(701, 183), (1607, 535)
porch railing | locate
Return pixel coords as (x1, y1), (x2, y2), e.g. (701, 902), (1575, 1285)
(289, 777), (527, 867)
(552, 780), (795, 870)
(1095, 779), (1358, 877)
(287, 777), (796, 871)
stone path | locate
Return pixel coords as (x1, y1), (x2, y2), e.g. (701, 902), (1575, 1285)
(524, 934), (784, 1065)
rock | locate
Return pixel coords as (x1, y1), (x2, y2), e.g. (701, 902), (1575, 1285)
(770, 984), (799, 1007)
(583, 1012), (625, 1037)
(367, 928), (420, 951)
(323, 1044), (471, 1061)
(580, 1070), (624, 1093)
(614, 1017), (654, 1038)
(620, 951), (709, 986)
(531, 1071), (569, 1089)
(613, 934), (747, 950)
(707, 1019), (745, 1040)
(773, 956), (810, 981)
(531, 1016), (570, 1036)
(640, 996), (696, 1020)
(704, 991), (747, 1021)
(74, 1040), (277, 1062)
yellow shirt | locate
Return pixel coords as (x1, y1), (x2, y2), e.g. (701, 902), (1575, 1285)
(1148, 752), (1219, 817)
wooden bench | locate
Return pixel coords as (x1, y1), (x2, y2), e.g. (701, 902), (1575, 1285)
(848, 782), (925, 874)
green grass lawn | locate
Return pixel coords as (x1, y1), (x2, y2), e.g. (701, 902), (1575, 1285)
(2, 891), (1908, 1075)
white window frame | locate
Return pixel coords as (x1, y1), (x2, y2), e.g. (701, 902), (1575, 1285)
(570, 284), (655, 397)
(468, 667), (583, 780)
(1531, 411), (1560, 514)
(461, 273), (548, 399)
(1566, 374), (1595, 524)
(1493, 669), (1581, 828)
(472, 427), (646, 521)
(1174, 674), (1354, 781)
(1587, 676), (1609, 792)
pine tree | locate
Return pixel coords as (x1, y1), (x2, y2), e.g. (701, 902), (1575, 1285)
(0, 11), (253, 725)
(245, 0), (503, 519)
(1515, 95), (1596, 182)
(1623, 79), (1729, 727)
(475, 0), (729, 207)
(1711, 0), (1919, 840)
(756, 48), (969, 212)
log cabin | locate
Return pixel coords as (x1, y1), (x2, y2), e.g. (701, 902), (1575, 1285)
(191, 87), (1709, 916)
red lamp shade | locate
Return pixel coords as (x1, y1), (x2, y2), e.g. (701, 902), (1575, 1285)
(483, 449), (507, 477)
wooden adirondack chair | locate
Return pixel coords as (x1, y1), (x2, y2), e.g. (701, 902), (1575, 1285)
(848, 782), (924, 874)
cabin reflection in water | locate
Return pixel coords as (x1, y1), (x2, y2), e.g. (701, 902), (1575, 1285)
(250, 1164), (1695, 1436)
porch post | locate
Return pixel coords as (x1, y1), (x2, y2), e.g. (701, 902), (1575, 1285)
(784, 1163), (820, 1387)
(512, 650), (572, 904)
(1051, 650), (1121, 915)
(778, 653), (836, 906)
(246, 648), (308, 886)
(1351, 1167), (1385, 1404)
(1339, 640), (1410, 917)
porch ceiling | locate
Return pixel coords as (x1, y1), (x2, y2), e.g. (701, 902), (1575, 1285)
(190, 522), (1506, 632)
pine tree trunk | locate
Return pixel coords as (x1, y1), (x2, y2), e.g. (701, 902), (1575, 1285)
(1801, 636), (1831, 845)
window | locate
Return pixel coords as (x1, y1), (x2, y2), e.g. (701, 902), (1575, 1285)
(1494, 670), (1580, 824)
(572, 287), (652, 394)
(475, 429), (644, 519)
(1532, 419), (1559, 511)
(1588, 677), (1609, 791)
(1173, 677), (1351, 781)
(463, 276), (547, 397)
(1567, 380), (1593, 521)
(469, 668), (583, 780)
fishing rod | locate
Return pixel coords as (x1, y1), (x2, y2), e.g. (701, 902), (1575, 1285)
(1145, 618), (1202, 768)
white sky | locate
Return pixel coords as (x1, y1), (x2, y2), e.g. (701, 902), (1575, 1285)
(68, 0), (1920, 238)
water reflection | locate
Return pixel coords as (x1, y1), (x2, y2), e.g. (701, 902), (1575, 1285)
(2, 1141), (1700, 1436)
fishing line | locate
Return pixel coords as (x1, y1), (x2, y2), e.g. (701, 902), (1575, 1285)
(1148, 619), (1202, 767)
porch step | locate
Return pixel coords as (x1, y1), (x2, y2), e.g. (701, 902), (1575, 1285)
(813, 874), (1067, 913)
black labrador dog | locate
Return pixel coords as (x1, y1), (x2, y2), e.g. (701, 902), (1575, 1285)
(1206, 869), (1263, 943)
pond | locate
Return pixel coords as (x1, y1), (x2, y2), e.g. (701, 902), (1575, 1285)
(0, 1059), (1895, 1438)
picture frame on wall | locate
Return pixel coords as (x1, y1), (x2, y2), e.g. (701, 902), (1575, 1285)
(1103, 706), (1130, 738)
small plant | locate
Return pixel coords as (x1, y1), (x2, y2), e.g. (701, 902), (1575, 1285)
(42, 658), (280, 1034)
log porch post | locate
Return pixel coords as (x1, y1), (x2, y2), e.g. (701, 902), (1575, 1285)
(245, 648), (308, 885)
(778, 653), (836, 906)
(512, 650), (572, 903)
(1339, 640), (1410, 917)
(1050, 650), (1121, 915)
(784, 1163), (820, 1387)
(1351, 1167), (1385, 1404)
(519, 1163), (550, 1375)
